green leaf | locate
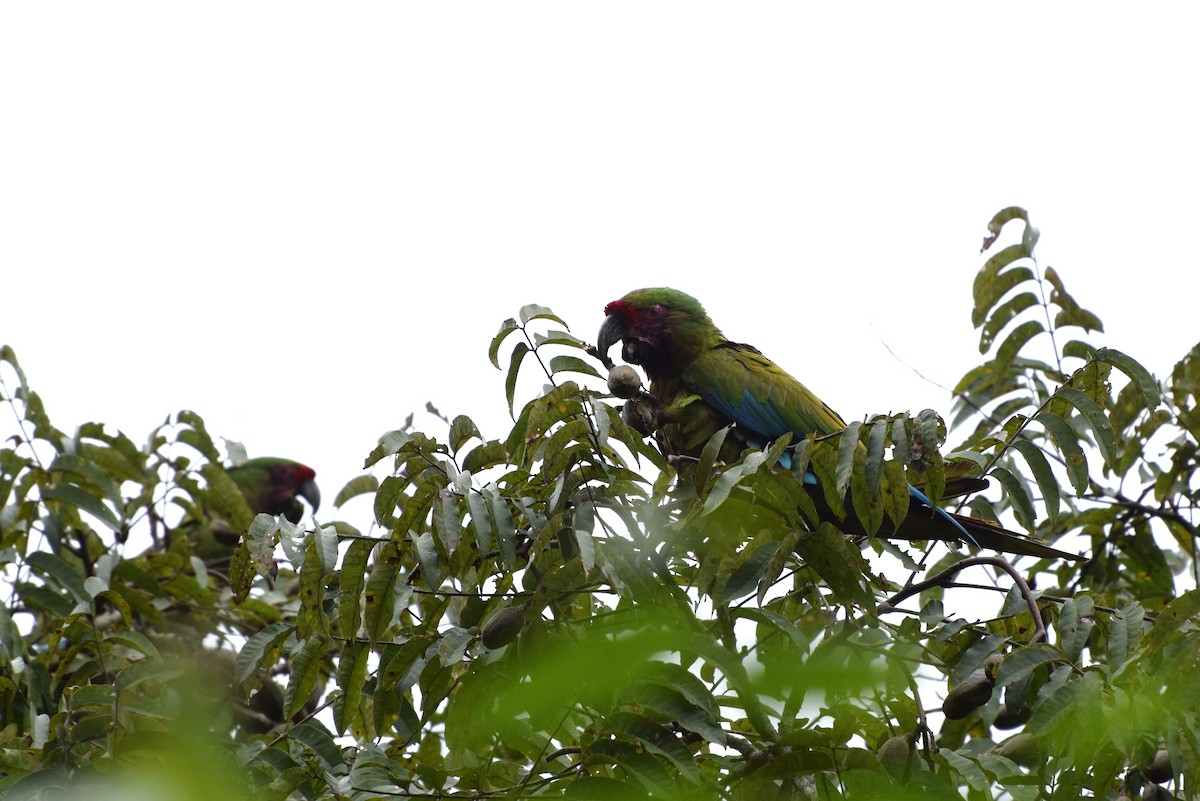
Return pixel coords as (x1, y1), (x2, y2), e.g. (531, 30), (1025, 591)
(1028, 669), (1102, 738)
(289, 720), (346, 773)
(995, 643), (1060, 688)
(466, 491), (493, 556)
(1008, 438), (1060, 523)
(298, 536), (331, 638)
(599, 712), (700, 783)
(198, 462), (256, 532)
(433, 489), (463, 556)
(1035, 411), (1088, 495)
(363, 542), (402, 643)
(864, 419), (886, 499)
(448, 415), (482, 453)
(484, 486), (517, 568)
(982, 206), (1030, 246)
(1142, 588), (1200, 658)
(849, 441), (884, 538)
(574, 501), (596, 571)
(533, 328), (585, 348)
(693, 425), (730, 493)
(337, 539), (376, 638)
(548, 355), (602, 380)
(994, 319), (1045, 366)
(1095, 347), (1161, 408)
(807, 437), (846, 519)
(518, 303), (566, 327)
(414, 531), (441, 588)
(25, 550), (90, 603)
(703, 451), (766, 516)
(333, 475), (380, 509)
(505, 341), (531, 418)
(463, 440), (508, 474)
(1107, 603), (1144, 669)
(834, 420), (861, 499)
(990, 466), (1036, 532)
(718, 539), (779, 604)
(114, 654), (189, 694)
(364, 429), (413, 469)
(102, 630), (161, 660)
(41, 484), (121, 533)
(1057, 386), (1117, 470)
(793, 522), (872, 609)
(333, 641), (370, 735)
(940, 749), (992, 792)
(973, 260), (1034, 327)
(979, 291), (1040, 353)
(1062, 339), (1097, 361)
(488, 318), (520, 368)
(1056, 595), (1094, 663)
(881, 457), (909, 531)
(284, 634), (329, 719)
(234, 622), (295, 684)
(392, 474), (444, 539)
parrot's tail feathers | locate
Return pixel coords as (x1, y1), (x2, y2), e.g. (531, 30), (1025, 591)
(949, 514), (1083, 562)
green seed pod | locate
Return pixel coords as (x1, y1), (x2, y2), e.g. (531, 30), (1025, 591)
(481, 604), (527, 649)
(876, 734), (914, 781)
(942, 669), (995, 720)
(993, 732), (1041, 768)
(607, 365), (643, 399)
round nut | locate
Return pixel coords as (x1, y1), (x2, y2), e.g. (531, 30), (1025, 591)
(607, 365), (643, 399)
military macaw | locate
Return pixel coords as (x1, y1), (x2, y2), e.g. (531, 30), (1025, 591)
(186, 457), (320, 562)
(597, 287), (1080, 561)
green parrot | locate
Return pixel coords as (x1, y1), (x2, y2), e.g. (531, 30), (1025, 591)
(597, 287), (1081, 561)
(185, 457), (320, 562)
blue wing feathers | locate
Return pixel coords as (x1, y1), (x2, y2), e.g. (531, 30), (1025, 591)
(905, 485), (981, 547)
(700, 385), (981, 547)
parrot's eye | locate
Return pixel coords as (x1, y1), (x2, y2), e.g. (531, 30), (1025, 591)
(647, 304), (666, 318)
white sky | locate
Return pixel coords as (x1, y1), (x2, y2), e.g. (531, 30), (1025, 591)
(2, 4), (1198, 519)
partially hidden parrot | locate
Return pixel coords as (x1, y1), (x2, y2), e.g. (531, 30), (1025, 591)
(185, 457), (320, 562)
(597, 287), (1081, 561)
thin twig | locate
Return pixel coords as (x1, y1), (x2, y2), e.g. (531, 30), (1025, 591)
(878, 555), (1047, 644)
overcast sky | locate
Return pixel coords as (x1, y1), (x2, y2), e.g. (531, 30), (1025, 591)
(2, 4), (1197, 524)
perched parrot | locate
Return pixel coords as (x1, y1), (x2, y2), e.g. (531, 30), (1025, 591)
(597, 287), (1080, 561)
(185, 457), (320, 562)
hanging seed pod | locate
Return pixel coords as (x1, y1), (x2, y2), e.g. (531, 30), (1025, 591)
(876, 733), (915, 781)
(993, 733), (1041, 768)
(1142, 748), (1173, 784)
(481, 603), (528, 649)
(942, 668), (995, 720)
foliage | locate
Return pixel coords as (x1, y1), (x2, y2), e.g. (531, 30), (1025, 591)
(2, 207), (1199, 800)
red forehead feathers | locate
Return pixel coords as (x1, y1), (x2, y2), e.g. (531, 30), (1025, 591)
(604, 299), (632, 318)
(275, 463), (316, 484)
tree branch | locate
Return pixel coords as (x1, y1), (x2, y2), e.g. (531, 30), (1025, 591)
(878, 555), (1046, 644)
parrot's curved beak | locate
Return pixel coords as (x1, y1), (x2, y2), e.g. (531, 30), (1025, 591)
(597, 314), (627, 360)
(297, 479), (321, 513)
